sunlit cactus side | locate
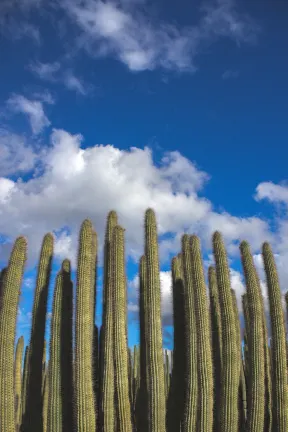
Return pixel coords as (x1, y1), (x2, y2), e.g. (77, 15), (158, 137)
(212, 231), (239, 432)
(208, 266), (222, 432)
(230, 289), (246, 431)
(21, 345), (29, 427)
(181, 234), (198, 432)
(240, 241), (265, 432)
(262, 242), (288, 431)
(144, 209), (166, 432)
(23, 233), (53, 432)
(167, 255), (185, 432)
(0, 236), (27, 432)
(136, 255), (148, 432)
(112, 225), (133, 432)
(14, 335), (24, 431)
(101, 211), (118, 431)
(242, 293), (250, 385)
(74, 219), (97, 431)
(190, 235), (213, 432)
(43, 361), (49, 432)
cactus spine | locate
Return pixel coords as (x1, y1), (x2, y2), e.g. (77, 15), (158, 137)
(14, 335), (24, 430)
(112, 225), (133, 431)
(181, 234), (198, 432)
(240, 241), (265, 432)
(101, 211), (118, 431)
(24, 233), (53, 432)
(190, 235), (213, 432)
(262, 242), (288, 430)
(74, 219), (96, 431)
(212, 231), (239, 432)
(144, 209), (166, 432)
(0, 236), (27, 432)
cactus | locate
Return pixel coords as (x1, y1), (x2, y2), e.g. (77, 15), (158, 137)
(144, 209), (166, 432)
(21, 345), (29, 426)
(0, 236), (27, 432)
(74, 219), (96, 431)
(42, 340), (46, 395)
(112, 226), (133, 431)
(101, 211), (118, 431)
(190, 235), (213, 432)
(24, 233), (53, 432)
(208, 266), (222, 432)
(212, 231), (239, 432)
(43, 361), (49, 432)
(262, 242), (288, 431)
(240, 241), (265, 432)
(181, 234), (198, 432)
(14, 336), (24, 431)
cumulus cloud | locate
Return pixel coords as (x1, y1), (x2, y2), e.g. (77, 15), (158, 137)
(7, 94), (51, 135)
(255, 181), (288, 206)
(64, 0), (259, 72)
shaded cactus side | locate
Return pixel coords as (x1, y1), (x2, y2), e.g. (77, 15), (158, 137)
(14, 336), (24, 430)
(212, 231), (239, 432)
(24, 233), (53, 432)
(0, 236), (27, 432)
(144, 209), (166, 432)
(262, 242), (288, 431)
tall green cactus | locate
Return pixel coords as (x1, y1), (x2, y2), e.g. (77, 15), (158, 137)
(14, 335), (24, 430)
(190, 235), (213, 432)
(112, 225), (133, 432)
(181, 234), (198, 432)
(240, 241), (265, 432)
(212, 231), (239, 432)
(262, 242), (288, 431)
(144, 209), (166, 432)
(43, 361), (49, 432)
(24, 233), (53, 432)
(208, 266), (222, 432)
(101, 211), (118, 431)
(74, 219), (96, 431)
(0, 236), (27, 432)
(21, 345), (29, 427)
(42, 340), (46, 395)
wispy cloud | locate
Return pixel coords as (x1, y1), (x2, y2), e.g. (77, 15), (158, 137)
(63, 70), (92, 95)
(28, 61), (61, 81)
(7, 94), (51, 135)
(63, 0), (260, 72)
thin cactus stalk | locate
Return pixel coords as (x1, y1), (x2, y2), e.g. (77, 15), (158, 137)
(74, 219), (96, 431)
(144, 209), (166, 432)
(262, 242), (288, 431)
(181, 234), (198, 432)
(240, 241), (265, 432)
(208, 266), (222, 432)
(43, 361), (49, 432)
(21, 345), (29, 427)
(42, 340), (46, 395)
(24, 233), (53, 432)
(0, 236), (27, 432)
(165, 350), (170, 399)
(190, 235), (213, 432)
(242, 293), (250, 386)
(14, 336), (24, 430)
(167, 255), (185, 432)
(212, 231), (239, 432)
(101, 211), (117, 431)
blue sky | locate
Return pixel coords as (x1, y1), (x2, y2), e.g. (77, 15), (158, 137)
(0, 0), (287, 353)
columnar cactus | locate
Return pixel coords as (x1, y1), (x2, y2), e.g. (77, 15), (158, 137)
(208, 266), (222, 432)
(112, 225), (133, 432)
(43, 361), (49, 432)
(0, 236), (27, 432)
(74, 219), (96, 431)
(14, 335), (24, 430)
(24, 233), (53, 432)
(190, 235), (213, 432)
(101, 211), (118, 431)
(181, 234), (198, 432)
(21, 345), (29, 426)
(240, 241), (265, 432)
(212, 231), (239, 432)
(262, 242), (288, 431)
(144, 209), (166, 432)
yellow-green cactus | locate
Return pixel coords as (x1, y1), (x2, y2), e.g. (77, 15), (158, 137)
(14, 336), (24, 430)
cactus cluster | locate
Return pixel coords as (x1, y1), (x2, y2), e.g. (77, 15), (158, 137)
(0, 209), (288, 431)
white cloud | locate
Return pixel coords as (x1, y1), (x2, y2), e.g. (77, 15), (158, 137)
(255, 181), (288, 206)
(28, 61), (61, 81)
(63, 71), (91, 95)
(64, 0), (259, 72)
(7, 94), (51, 135)
(0, 129), (38, 176)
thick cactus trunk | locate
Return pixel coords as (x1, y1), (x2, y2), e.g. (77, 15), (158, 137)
(144, 209), (166, 432)
(212, 231), (239, 432)
(0, 236), (27, 432)
(262, 242), (288, 431)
